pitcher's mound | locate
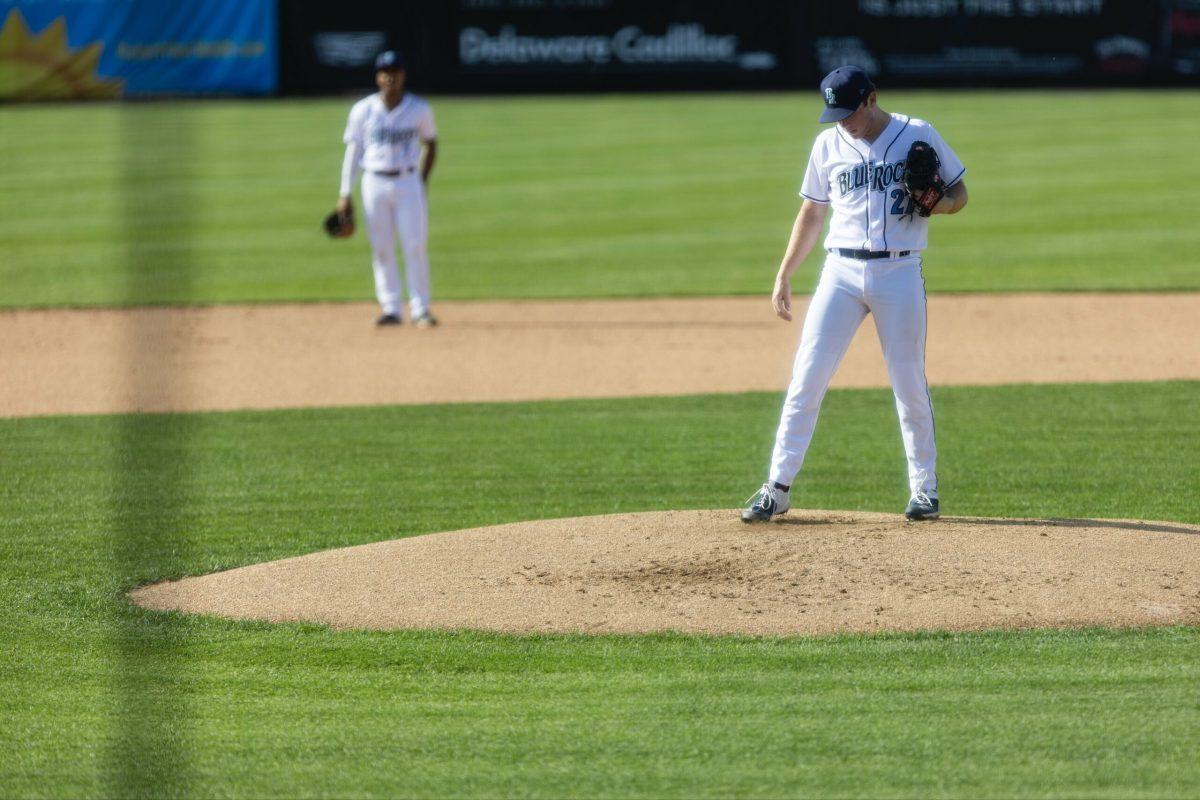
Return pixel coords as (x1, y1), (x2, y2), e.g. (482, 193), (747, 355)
(130, 510), (1200, 636)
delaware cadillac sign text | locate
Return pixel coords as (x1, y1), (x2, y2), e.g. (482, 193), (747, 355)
(458, 23), (778, 70)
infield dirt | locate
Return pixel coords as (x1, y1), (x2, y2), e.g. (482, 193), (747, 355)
(4, 292), (1199, 417)
(131, 510), (1200, 636)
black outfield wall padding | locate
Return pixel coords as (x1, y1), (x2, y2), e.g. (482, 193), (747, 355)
(278, 0), (1195, 95)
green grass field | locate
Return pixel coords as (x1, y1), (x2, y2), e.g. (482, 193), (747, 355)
(1, 90), (1198, 308)
(3, 90), (1200, 798)
(2, 383), (1199, 797)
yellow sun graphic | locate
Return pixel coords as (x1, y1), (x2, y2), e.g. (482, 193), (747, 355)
(0, 8), (123, 100)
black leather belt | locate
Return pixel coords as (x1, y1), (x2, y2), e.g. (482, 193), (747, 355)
(832, 248), (911, 260)
(373, 167), (416, 177)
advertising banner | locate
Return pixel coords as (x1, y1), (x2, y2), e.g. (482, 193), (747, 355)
(807, 0), (1161, 85)
(448, 0), (805, 91)
(0, 0), (276, 100)
(279, 0), (807, 94)
(1166, 0), (1200, 77)
(277, 1), (446, 96)
(278, 0), (1190, 95)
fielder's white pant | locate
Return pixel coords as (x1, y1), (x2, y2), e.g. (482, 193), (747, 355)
(361, 171), (431, 317)
(769, 252), (938, 496)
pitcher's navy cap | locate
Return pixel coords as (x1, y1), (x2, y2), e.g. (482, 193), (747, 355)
(818, 66), (875, 123)
(375, 50), (406, 71)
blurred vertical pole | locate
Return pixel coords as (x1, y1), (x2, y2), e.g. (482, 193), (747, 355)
(108, 102), (197, 796)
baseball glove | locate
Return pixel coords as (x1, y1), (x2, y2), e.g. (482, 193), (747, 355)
(901, 141), (945, 219)
(323, 209), (355, 239)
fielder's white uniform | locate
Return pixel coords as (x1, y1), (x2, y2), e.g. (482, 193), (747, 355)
(770, 113), (965, 497)
(340, 93), (437, 319)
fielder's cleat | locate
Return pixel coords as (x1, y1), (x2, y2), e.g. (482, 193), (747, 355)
(904, 491), (940, 521)
(413, 311), (439, 329)
(376, 313), (402, 326)
(741, 482), (790, 523)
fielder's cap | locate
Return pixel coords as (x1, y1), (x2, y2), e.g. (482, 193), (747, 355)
(374, 50), (406, 71)
(818, 65), (875, 123)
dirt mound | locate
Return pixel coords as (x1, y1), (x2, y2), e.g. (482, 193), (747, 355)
(130, 510), (1200, 636)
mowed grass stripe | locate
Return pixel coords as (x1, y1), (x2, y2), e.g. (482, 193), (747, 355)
(1, 381), (1198, 797)
(1, 91), (1198, 309)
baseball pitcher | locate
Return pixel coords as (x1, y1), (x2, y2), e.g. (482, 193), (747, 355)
(743, 65), (968, 523)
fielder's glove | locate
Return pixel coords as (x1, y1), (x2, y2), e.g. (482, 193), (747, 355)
(902, 140), (945, 219)
(323, 208), (355, 239)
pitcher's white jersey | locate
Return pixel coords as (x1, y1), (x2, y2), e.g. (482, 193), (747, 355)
(800, 113), (964, 253)
(343, 93), (437, 174)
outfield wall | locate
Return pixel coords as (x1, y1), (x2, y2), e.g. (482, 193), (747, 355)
(1, 0), (1196, 100)
(282, 0), (1197, 94)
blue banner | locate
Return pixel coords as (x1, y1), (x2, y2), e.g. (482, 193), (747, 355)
(0, 0), (277, 99)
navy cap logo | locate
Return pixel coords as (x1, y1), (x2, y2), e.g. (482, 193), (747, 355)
(374, 50), (406, 71)
(817, 65), (875, 124)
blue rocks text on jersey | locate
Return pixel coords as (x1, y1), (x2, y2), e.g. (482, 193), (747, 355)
(835, 160), (906, 198)
(370, 126), (419, 146)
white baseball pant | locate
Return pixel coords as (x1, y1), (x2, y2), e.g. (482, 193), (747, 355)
(769, 252), (938, 495)
(361, 171), (431, 318)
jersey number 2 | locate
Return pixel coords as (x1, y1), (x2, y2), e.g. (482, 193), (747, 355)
(889, 188), (912, 216)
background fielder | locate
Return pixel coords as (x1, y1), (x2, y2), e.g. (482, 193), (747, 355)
(743, 65), (968, 523)
(337, 50), (439, 327)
